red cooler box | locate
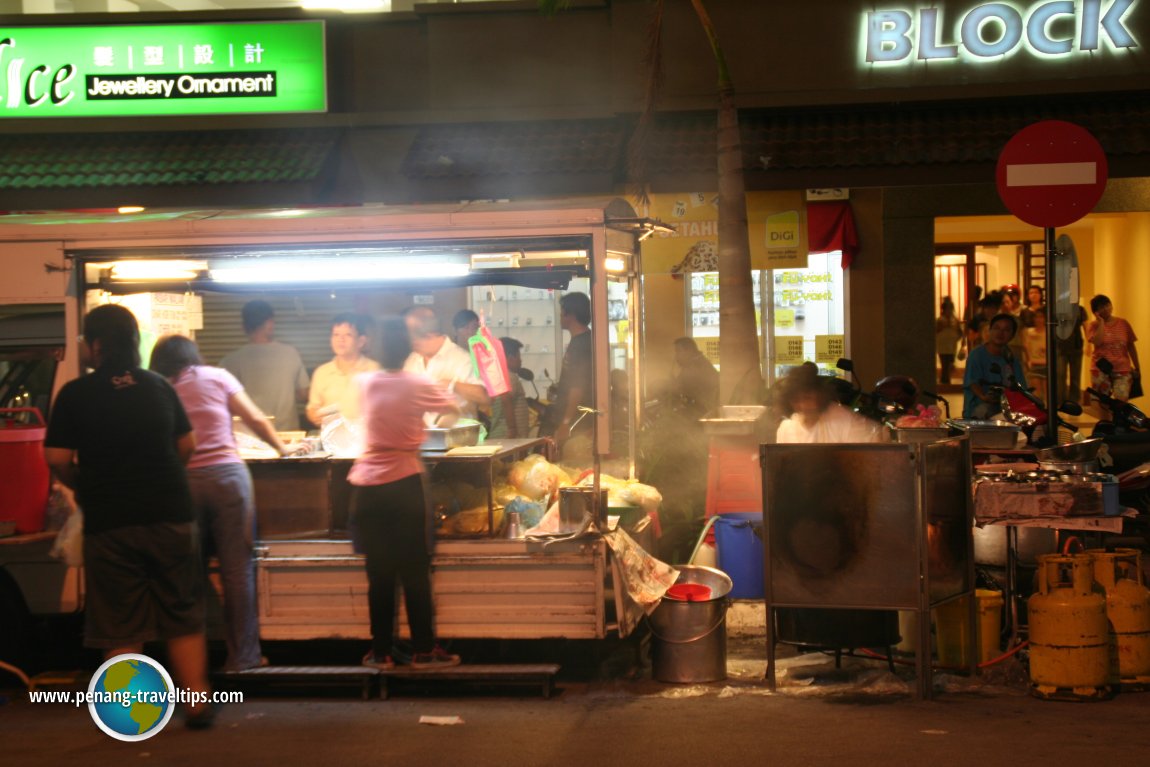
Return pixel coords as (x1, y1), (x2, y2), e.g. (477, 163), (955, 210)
(0, 408), (50, 534)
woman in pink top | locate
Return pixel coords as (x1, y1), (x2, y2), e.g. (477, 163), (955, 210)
(151, 334), (296, 672)
(1087, 294), (1141, 402)
(350, 316), (461, 670)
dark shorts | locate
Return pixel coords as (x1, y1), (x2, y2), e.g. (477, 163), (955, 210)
(83, 522), (206, 649)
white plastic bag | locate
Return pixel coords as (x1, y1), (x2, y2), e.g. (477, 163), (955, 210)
(50, 509), (84, 567)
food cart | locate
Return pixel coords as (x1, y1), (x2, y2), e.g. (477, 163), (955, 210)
(0, 198), (662, 643)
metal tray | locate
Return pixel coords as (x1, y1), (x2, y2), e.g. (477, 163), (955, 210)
(699, 405), (768, 436)
(949, 419), (1021, 449)
(890, 426), (951, 444)
(422, 423), (481, 451)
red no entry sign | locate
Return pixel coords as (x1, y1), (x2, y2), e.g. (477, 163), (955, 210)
(996, 120), (1108, 229)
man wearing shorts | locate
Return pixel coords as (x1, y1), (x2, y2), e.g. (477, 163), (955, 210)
(44, 304), (214, 729)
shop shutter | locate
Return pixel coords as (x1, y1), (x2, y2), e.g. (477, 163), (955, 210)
(195, 293), (363, 374)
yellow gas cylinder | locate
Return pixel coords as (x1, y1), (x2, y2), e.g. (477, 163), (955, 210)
(1087, 548), (1150, 686)
(1027, 554), (1111, 700)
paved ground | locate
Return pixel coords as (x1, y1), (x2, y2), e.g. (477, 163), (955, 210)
(5, 632), (1150, 767)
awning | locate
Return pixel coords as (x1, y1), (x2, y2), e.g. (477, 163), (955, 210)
(0, 128), (339, 189)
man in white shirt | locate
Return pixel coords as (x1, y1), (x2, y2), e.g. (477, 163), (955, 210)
(775, 362), (882, 444)
(402, 306), (489, 420)
(306, 313), (380, 425)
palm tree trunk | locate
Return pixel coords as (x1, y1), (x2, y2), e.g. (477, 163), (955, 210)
(690, 0), (762, 404)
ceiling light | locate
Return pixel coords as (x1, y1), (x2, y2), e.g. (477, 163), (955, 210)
(470, 252), (522, 269)
(301, 0), (389, 12)
(108, 260), (207, 281)
(604, 257), (627, 273)
(209, 257), (470, 284)
(117, 205), (146, 215)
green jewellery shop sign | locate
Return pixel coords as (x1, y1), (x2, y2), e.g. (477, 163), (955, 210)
(0, 20), (326, 118)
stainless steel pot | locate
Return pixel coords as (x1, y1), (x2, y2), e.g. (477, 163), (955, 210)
(558, 486), (603, 528)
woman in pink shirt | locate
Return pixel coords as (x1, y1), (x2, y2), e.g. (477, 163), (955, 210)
(151, 335), (296, 672)
(351, 316), (462, 670)
(1087, 294), (1141, 402)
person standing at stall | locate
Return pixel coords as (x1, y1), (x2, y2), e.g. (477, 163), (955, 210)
(487, 336), (530, 439)
(150, 334), (303, 673)
(43, 305), (214, 728)
(935, 297), (964, 385)
(669, 336), (720, 417)
(351, 316), (462, 670)
(1087, 294), (1141, 401)
(963, 313), (1028, 420)
(306, 313), (380, 426)
(402, 306), (489, 420)
(547, 292), (593, 453)
(221, 300), (310, 431)
(775, 362), (882, 444)
(451, 309), (481, 349)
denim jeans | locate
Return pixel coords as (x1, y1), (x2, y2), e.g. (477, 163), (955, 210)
(187, 462), (263, 672)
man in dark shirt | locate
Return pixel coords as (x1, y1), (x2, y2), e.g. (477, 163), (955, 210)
(548, 292), (593, 456)
(44, 304), (214, 728)
(671, 337), (720, 417)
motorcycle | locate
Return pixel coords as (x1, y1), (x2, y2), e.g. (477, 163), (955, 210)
(834, 358), (947, 427)
(1085, 359), (1150, 475)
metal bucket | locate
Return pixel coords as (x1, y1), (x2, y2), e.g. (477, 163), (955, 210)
(648, 566), (732, 683)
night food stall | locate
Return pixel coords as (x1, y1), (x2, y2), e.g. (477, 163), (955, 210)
(47, 198), (661, 641)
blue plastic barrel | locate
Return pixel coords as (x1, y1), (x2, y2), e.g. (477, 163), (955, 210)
(712, 512), (765, 599)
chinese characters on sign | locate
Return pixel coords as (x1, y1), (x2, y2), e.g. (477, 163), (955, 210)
(0, 22), (325, 118)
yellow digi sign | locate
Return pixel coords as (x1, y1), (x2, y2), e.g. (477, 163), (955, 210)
(815, 335), (846, 364)
(775, 335), (805, 365)
(641, 191), (807, 273)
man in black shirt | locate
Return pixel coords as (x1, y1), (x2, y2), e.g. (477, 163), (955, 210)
(44, 304), (214, 728)
(548, 292), (594, 458)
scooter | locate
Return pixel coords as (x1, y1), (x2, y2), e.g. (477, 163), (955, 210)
(835, 358), (943, 427)
(1085, 359), (1150, 474)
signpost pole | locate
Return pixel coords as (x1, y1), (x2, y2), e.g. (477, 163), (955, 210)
(996, 120), (1109, 445)
(1044, 227), (1058, 444)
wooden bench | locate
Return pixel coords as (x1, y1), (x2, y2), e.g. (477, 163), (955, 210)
(218, 665), (380, 700)
(378, 663), (561, 700)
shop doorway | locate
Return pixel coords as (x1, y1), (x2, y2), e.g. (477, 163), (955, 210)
(933, 241), (1038, 391)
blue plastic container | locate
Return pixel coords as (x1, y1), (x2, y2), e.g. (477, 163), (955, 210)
(713, 512), (765, 599)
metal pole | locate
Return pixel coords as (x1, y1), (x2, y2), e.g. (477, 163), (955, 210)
(1045, 227), (1059, 442)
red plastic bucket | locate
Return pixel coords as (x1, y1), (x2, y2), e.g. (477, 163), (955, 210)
(0, 408), (50, 534)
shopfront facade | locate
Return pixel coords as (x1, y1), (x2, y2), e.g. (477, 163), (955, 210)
(1, 0), (1148, 404)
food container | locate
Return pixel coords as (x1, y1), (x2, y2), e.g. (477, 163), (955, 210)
(949, 419), (1022, 449)
(1034, 437), (1104, 464)
(699, 405), (768, 436)
(421, 423), (481, 451)
(890, 426), (951, 444)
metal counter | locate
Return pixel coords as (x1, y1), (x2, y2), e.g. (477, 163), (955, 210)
(761, 437), (975, 699)
(244, 438), (640, 641)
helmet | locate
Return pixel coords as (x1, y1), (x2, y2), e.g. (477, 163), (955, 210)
(873, 375), (919, 411)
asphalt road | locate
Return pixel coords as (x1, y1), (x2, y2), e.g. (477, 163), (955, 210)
(5, 638), (1150, 767)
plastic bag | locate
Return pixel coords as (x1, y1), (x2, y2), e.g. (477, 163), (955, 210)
(49, 509), (84, 567)
(468, 324), (511, 398)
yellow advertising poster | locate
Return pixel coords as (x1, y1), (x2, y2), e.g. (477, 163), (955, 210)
(774, 308), (795, 329)
(774, 335), (806, 365)
(640, 191), (807, 273)
(815, 335), (846, 364)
